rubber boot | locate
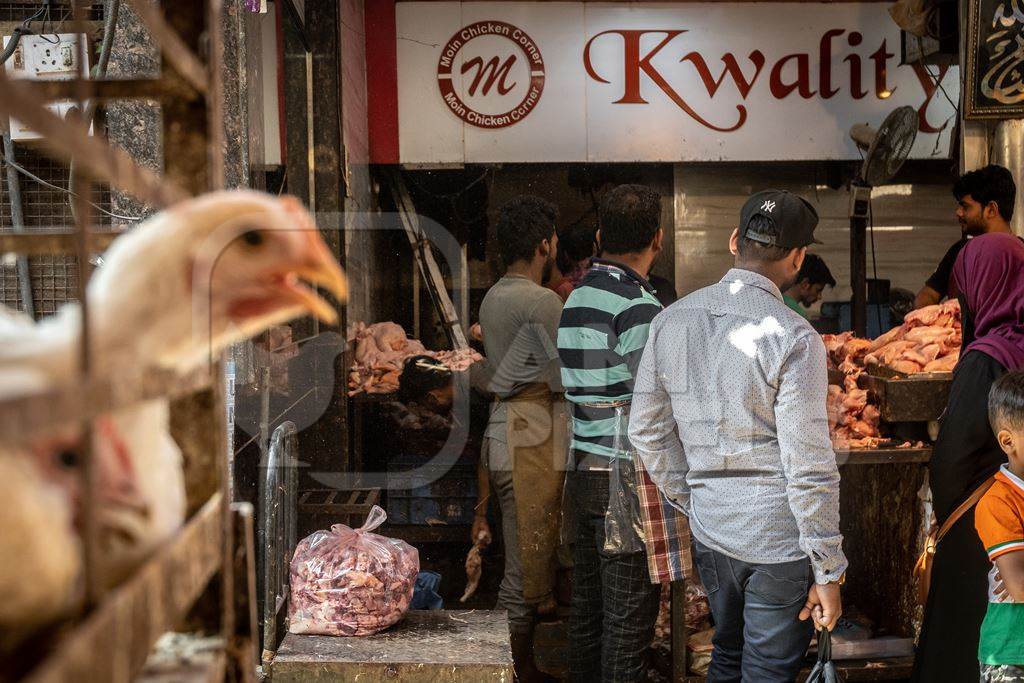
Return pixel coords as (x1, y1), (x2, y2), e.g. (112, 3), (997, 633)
(510, 630), (556, 683)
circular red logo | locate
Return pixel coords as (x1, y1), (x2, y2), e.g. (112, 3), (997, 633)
(437, 21), (545, 129)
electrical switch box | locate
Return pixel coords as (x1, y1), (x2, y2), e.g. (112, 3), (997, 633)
(2, 33), (89, 141)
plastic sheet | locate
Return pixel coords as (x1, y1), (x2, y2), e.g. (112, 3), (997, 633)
(288, 506), (419, 636)
(602, 403), (645, 555)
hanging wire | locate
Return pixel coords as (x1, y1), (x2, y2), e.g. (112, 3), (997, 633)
(0, 1), (53, 64)
(0, 148), (142, 221)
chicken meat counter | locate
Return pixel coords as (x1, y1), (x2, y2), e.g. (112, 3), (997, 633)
(812, 301), (960, 674)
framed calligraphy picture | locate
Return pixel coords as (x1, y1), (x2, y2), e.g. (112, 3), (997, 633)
(966, 0), (1024, 118)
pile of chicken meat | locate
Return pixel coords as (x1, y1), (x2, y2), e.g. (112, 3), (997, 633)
(348, 321), (482, 396)
(822, 300), (959, 450)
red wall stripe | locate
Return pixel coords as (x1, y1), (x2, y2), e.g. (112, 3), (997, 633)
(365, 0), (400, 164)
(275, 0), (287, 161)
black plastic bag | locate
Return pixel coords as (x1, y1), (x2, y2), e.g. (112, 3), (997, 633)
(805, 629), (845, 683)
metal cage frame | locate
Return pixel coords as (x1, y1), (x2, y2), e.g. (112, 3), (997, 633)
(0, 2), (256, 682)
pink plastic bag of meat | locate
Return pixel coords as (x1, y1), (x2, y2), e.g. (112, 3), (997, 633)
(288, 506), (419, 636)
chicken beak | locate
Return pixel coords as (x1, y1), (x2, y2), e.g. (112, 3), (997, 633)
(288, 248), (348, 325)
(298, 260), (348, 306)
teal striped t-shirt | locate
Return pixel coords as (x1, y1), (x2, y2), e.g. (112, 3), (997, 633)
(557, 259), (663, 463)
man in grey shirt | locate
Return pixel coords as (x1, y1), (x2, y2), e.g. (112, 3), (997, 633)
(475, 195), (565, 683)
(629, 190), (847, 683)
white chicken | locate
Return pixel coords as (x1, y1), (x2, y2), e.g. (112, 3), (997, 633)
(0, 307), (147, 636)
(0, 190), (347, 630)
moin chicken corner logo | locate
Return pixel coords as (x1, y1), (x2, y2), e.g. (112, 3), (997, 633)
(437, 20), (545, 129)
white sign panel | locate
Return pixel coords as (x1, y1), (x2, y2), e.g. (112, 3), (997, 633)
(392, 3), (959, 163)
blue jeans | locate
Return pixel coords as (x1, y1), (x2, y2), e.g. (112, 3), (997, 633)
(693, 539), (814, 683)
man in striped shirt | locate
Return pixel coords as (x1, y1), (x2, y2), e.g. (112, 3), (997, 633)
(557, 184), (665, 682)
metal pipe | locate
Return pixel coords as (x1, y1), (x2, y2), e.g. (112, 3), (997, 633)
(70, 0), (99, 607)
(850, 212), (868, 338)
(70, 0), (121, 220)
(2, 133), (34, 318)
(991, 119), (1024, 237)
(260, 420), (297, 672)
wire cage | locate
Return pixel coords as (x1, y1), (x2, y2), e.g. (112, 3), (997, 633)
(0, 148), (113, 315)
(0, 1), (104, 22)
(0, 0), (251, 681)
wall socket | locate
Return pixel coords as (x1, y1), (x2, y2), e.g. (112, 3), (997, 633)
(2, 33), (90, 141)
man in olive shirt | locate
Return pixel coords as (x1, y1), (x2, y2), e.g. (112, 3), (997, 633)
(474, 195), (564, 683)
(915, 165), (1016, 309)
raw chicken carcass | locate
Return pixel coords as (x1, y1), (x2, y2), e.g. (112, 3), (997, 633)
(822, 332), (853, 363)
(939, 299), (962, 317)
(460, 531), (491, 603)
(866, 340), (916, 366)
(904, 326), (956, 345)
(842, 388), (869, 413)
(924, 352), (959, 373)
(841, 338), (873, 363)
(862, 404), (881, 428)
(869, 325), (906, 353)
(918, 343), (944, 364)
(827, 382), (884, 449)
(889, 359), (923, 375)
(434, 348), (484, 373)
(860, 300), (962, 376)
(904, 304), (943, 327)
(347, 321), (482, 396)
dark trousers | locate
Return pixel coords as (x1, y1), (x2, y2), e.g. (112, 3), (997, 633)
(568, 470), (661, 683)
(693, 539), (814, 683)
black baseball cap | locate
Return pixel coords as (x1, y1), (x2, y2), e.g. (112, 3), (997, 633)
(739, 190), (821, 248)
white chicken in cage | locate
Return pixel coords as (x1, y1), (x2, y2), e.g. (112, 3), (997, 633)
(0, 190), (347, 631)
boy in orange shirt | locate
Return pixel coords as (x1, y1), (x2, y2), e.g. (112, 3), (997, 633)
(977, 371), (1024, 682)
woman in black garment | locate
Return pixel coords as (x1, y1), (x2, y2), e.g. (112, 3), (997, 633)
(912, 232), (1024, 682)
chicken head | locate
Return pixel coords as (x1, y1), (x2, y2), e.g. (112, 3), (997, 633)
(88, 191), (347, 372)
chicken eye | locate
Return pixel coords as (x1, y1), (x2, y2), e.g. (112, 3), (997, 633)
(57, 449), (80, 469)
(241, 230), (264, 247)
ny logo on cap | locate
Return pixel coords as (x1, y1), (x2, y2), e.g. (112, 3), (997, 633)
(761, 200), (776, 213)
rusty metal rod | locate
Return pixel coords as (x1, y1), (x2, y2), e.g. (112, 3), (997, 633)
(19, 76), (200, 102)
(69, 0), (100, 607)
(0, 365), (215, 447)
(2, 133), (34, 317)
(0, 66), (189, 207)
(0, 230), (122, 255)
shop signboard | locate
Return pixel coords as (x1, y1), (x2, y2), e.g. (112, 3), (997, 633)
(370, 2), (960, 163)
(964, 0), (1024, 118)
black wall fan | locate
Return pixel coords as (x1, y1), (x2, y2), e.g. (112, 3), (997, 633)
(848, 106), (918, 336)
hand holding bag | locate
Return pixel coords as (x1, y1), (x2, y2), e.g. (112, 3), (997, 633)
(805, 629), (844, 683)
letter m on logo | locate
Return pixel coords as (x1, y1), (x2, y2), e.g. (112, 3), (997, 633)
(462, 55), (517, 96)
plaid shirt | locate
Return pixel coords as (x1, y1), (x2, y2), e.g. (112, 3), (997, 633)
(635, 452), (693, 583)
